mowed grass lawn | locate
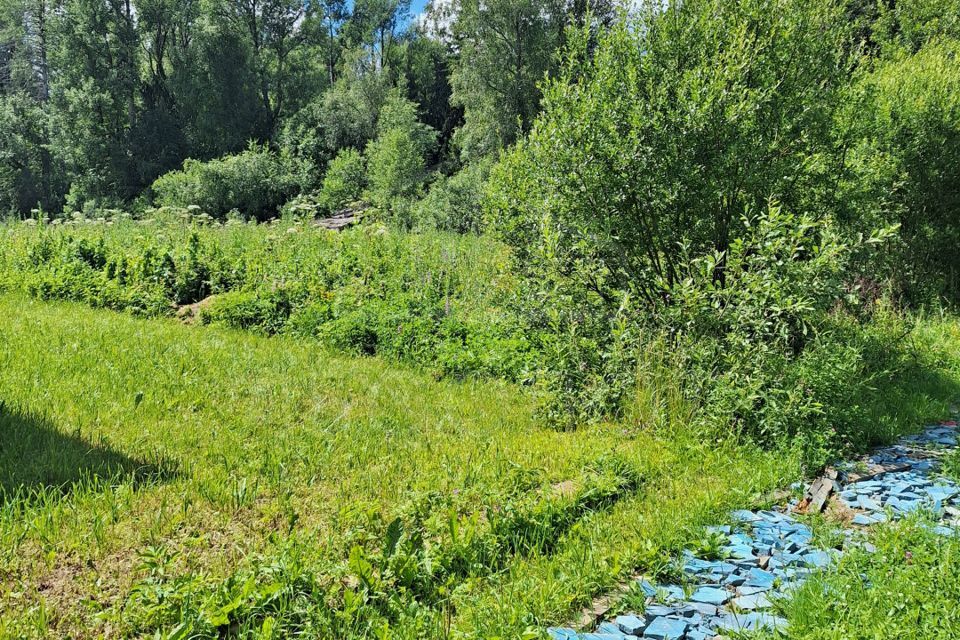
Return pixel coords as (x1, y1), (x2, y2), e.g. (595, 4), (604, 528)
(0, 295), (954, 639)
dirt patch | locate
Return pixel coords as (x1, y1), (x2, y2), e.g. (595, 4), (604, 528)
(176, 294), (219, 324)
(551, 480), (578, 498)
(823, 493), (859, 526)
(28, 551), (136, 639)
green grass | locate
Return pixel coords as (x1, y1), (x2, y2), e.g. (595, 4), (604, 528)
(0, 219), (531, 380)
(0, 296), (796, 638)
(0, 298), (958, 638)
(761, 516), (960, 638)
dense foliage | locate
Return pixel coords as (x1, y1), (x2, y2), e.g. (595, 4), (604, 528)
(1, 0), (959, 458)
(0, 0), (585, 217)
(151, 145), (301, 220)
(0, 220), (531, 379)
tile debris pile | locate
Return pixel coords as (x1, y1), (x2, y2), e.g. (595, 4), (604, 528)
(837, 424), (959, 532)
(547, 421), (960, 640)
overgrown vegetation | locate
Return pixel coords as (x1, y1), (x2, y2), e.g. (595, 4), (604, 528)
(0, 221), (531, 380)
(3, 0), (960, 636)
(763, 517), (960, 638)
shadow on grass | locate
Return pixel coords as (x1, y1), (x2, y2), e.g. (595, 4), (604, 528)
(860, 346), (960, 449)
(0, 400), (179, 502)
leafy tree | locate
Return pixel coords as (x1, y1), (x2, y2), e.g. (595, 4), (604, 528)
(0, 0), (59, 214)
(319, 48), (394, 151)
(838, 37), (960, 300)
(488, 0), (851, 306)
(485, 0), (854, 422)
(50, 0), (140, 205)
(0, 92), (62, 214)
(448, 0), (563, 160)
(317, 0), (349, 84)
(343, 0), (410, 69)
(399, 31), (458, 147)
(365, 89), (437, 206)
(173, 26), (264, 158)
(213, 0), (317, 136)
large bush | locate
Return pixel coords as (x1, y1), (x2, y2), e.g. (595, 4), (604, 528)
(486, 0), (853, 420)
(365, 91), (437, 209)
(151, 145), (300, 221)
(483, 0), (913, 462)
(488, 0), (849, 300)
(837, 37), (960, 301)
(317, 148), (367, 213)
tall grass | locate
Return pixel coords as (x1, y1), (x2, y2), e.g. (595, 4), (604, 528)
(0, 219), (530, 380)
(1, 295), (957, 637)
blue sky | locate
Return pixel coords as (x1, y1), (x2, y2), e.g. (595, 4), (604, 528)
(341, 0), (432, 26)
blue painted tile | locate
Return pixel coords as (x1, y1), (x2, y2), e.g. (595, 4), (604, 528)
(636, 579), (658, 598)
(614, 615), (646, 635)
(689, 586), (729, 606)
(732, 592), (773, 610)
(642, 605), (676, 621)
(803, 550), (831, 568)
(658, 584), (685, 602)
(684, 602), (718, 617)
(642, 617), (687, 640)
(744, 568), (776, 588)
(596, 622), (628, 637)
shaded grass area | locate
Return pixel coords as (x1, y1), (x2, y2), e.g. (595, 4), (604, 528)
(0, 296), (958, 638)
(0, 403), (178, 501)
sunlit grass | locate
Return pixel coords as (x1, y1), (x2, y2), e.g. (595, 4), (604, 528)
(760, 516), (960, 639)
(1, 295), (959, 638)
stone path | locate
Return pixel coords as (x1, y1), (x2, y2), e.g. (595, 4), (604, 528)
(548, 421), (960, 640)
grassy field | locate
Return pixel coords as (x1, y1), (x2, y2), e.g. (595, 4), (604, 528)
(1, 294), (958, 638)
(0, 295), (794, 638)
(0, 220), (531, 381)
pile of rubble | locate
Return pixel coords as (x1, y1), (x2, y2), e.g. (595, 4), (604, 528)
(547, 421), (960, 640)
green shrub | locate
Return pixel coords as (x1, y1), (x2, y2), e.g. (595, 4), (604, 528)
(656, 208), (908, 468)
(317, 148), (366, 213)
(365, 91), (437, 210)
(200, 287), (304, 334)
(413, 160), (491, 233)
(838, 37), (960, 302)
(151, 144), (300, 221)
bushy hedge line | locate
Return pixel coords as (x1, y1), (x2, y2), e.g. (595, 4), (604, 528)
(151, 145), (301, 221)
(0, 221), (531, 381)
